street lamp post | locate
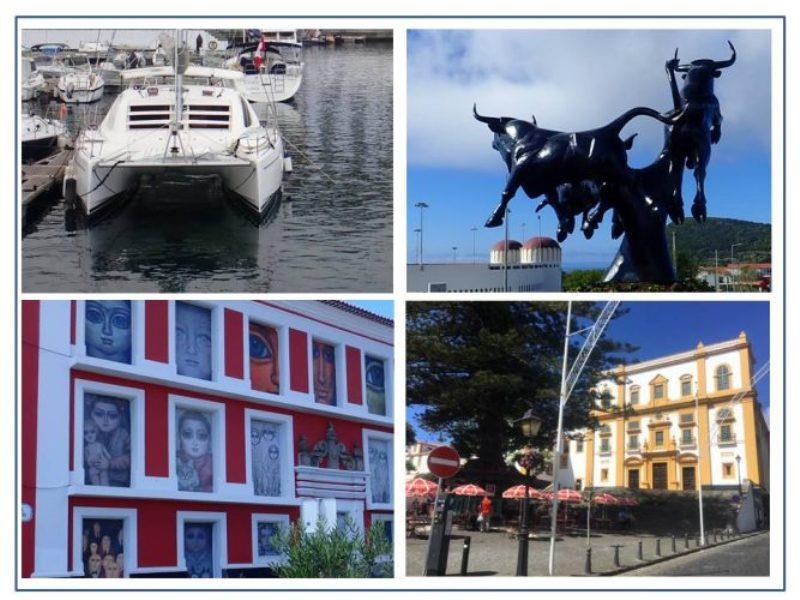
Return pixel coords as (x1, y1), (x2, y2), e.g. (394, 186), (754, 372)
(452, 246), (458, 263)
(736, 454), (742, 495)
(730, 243), (742, 290)
(694, 383), (706, 546)
(514, 410), (543, 577)
(415, 202), (429, 269)
(413, 228), (421, 264)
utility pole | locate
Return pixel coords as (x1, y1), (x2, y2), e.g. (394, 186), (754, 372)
(695, 383), (706, 547)
(504, 208), (510, 292)
(415, 202), (429, 270)
(451, 246), (457, 263)
(521, 221), (527, 243)
(413, 228), (421, 265)
(730, 243), (742, 291)
(714, 250), (719, 292)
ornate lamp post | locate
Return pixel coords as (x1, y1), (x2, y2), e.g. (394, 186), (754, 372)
(513, 409), (542, 576)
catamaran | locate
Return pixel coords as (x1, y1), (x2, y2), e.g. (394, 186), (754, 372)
(63, 60), (287, 219)
(225, 31), (303, 103)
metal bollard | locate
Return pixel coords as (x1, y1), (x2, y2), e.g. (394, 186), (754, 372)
(584, 547), (592, 575)
(613, 545), (621, 567)
(671, 535), (677, 553)
(460, 537), (471, 576)
(684, 533), (690, 549)
(637, 540), (643, 561)
(656, 538), (661, 557)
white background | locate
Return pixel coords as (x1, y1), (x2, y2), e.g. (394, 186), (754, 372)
(4, 0), (798, 598)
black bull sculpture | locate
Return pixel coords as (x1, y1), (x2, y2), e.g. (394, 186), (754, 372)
(475, 43), (736, 284)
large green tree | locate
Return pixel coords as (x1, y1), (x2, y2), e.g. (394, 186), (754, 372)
(406, 302), (635, 486)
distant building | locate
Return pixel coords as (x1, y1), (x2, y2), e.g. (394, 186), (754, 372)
(406, 441), (467, 477)
(560, 332), (769, 494)
(407, 237), (562, 292)
(698, 263), (771, 292)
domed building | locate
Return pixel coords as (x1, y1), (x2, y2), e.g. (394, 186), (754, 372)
(407, 236), (562, 292)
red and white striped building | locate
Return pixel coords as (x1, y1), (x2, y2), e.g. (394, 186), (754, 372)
(21, 300), (394, 578)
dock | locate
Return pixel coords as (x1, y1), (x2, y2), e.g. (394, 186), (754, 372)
(22, 149), (72, 221)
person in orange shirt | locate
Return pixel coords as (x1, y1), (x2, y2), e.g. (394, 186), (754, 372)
(479, 496), (492, 532)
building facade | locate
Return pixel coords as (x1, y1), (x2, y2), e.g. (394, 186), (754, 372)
(407, 237), (562, 292)
(21, 300), (394, 578)
(561, 333), (768, 494)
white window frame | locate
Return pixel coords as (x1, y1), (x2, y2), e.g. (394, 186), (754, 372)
(251, 513), (291, 567)
(363, 352), (393, 418)
(244, 318), (289, 398)
(244, 408), (296, 503)
(369, 512), (394, 569)
(171, 300), (222, 384)
(176, 511), (227, 578)
(72, 379), (145, 489)
(72, 506), (137, 578)
(77, 300), (141, 367)
(309, 336), (346, 408)
(168, 394), (226, 495)
(334, 499), (365, 537)
(362, 428), (393, 510)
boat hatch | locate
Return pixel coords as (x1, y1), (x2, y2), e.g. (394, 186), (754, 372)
(128, 104), (173, 129)
(187, 104), (231, 129)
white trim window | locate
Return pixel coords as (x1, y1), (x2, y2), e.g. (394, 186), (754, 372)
(73, 380), (145, 490)
(247, 319), (285, 396)
(82, 300), (135, 365)
(251, 513), (291, 567)
(72, 506), (137, 578)
(364, 353), (391, 417)
(176, 511), (228, 578)
(173, 301), (218, 383)
(311, 337), (344, 407)
(334, 499), (365, 539)
(169, 395), (226, 494)
(362, 429), (393, 510)
(244, 408), (295, 502)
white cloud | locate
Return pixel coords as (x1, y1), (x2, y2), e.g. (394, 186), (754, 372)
(408, 29), (771, 171)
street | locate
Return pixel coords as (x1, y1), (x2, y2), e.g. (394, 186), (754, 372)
(625, 532), (769, 576)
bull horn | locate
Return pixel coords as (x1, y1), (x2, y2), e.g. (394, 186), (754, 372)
(473, 103), (497, 124)
(712, 40), (737, 69)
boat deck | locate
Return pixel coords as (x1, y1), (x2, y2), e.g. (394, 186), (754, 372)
(22, 149), (72, 218)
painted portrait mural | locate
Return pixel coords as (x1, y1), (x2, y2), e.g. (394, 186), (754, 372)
(368, 438), (390, 505)
(250, 322), (280, 394)
(365, 355), (386, 416)
(83, 393), (131, 487)
(313, 340), (337, 405)
(184, 522), (214, 578)
(85, 300), (132, 364)
(176, 408), (213, 493)
(256, 521), (284, 560)
(82, 518), (124, 578)
(175, 302), (212, 381)
(251, 420), (282, 497)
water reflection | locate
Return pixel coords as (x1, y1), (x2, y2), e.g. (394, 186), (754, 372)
(22, 44), (393, 293)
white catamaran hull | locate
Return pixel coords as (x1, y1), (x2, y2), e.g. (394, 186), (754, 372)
(57, 84), (104, 104)
(65, 141), (285, 217)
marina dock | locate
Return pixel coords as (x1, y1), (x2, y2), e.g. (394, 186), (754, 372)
(21, 149), (72, 221)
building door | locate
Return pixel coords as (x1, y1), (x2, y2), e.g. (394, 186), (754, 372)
(682, 466), (696, 491)
(628, 469), (640, 489)
(652, 463), (668, 490)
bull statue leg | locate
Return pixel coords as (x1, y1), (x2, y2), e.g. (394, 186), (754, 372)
(690, 145), (710, 222)
(485, 163), (526, 228)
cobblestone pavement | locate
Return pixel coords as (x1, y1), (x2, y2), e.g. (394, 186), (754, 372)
(625, 532), (769, 576)
(406, 528), (763, 577)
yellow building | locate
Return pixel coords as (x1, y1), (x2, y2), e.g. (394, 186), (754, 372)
(562, 332), (769, 492)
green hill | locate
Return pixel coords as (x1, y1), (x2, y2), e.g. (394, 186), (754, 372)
(667, 217), (771, 265)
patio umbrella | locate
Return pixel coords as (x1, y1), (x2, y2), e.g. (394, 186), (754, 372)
(451, 483), (490, 496)
(555, 488), (583, 503)
(502, 485), (543, 500)
(618, 496), (639, 505)
(593, 492), (620, 505)
(405, 477), (439, 498)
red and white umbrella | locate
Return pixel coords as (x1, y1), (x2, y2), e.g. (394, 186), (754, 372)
(618, 496), (639, 506)
(593, 492), (620, 505)
(502, 485), (544, 500)
(554, 488), (584, 503)
(451, 483), (490, 497)
(405, 477), (439, 498)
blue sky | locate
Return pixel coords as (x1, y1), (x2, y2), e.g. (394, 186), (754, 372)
(408, 301), (771, 442)
(348, 300), (394, 320)
(407, 29), (772, 265)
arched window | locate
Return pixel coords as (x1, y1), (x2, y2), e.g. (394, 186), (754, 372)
(715, 365), (731, 391)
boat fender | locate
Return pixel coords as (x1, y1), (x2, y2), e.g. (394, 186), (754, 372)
(283, 155), (293, 173)
(64, 178), (78, 209)
(208, 40), (218, 51)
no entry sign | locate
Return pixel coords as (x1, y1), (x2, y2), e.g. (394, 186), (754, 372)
(426, 445), (461, 479)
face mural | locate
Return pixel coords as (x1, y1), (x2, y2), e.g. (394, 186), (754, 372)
(175, 302), (212, 380)
(82, 519), (124, 578)
(83, 394), (131, 487)
(250, 322), (280, 394)
(368, 438), (390, 504)
(251, 420), (282, 497)
(176, 409), (213, 492)
(184, 523), (214, 578)
(256, 521), (283, 559)
(313, 340), (337, 405)
(85, 300), (132, 364)
(365, 356), (386, 416)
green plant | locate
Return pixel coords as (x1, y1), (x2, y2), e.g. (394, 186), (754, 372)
(271, 517), (393, 578)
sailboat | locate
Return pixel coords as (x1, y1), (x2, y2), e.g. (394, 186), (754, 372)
(63, 31), (287, 220)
